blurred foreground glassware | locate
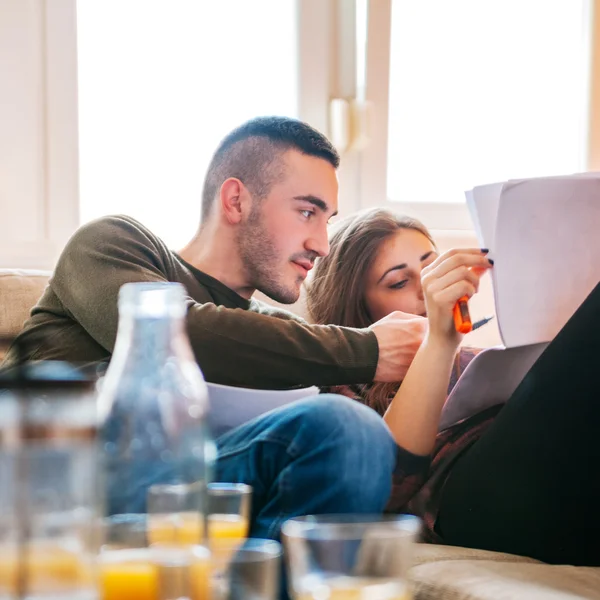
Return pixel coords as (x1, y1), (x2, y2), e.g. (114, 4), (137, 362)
(0, 360), (99, 600)
(96, 282), (215, 541)
(207, 483), (251, 541)
(98, 544), (211, 600)
(147, 482), (251, 547)
(282, 514), (421, 600)
(210, 538), (281, 600)
(97, 539), (279, 600)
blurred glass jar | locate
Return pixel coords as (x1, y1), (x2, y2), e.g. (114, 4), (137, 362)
(96, 282), (214, 541)
(0, 360), (99, 599)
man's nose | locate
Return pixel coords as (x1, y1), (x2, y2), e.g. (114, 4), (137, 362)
(306, 226), (330, 258)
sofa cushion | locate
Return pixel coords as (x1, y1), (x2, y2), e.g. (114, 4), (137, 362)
(412, 545), (600, 600)
(411, 559), (600, 600)
(0, 269), (51, 356)
(412, 543), (541, 566)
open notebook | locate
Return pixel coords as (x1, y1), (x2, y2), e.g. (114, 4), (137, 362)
(439, 174), (600, 430)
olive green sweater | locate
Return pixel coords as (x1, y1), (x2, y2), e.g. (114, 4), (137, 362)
(4, 215), (378, 389)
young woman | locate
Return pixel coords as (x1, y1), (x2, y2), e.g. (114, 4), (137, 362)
(306, 207), (600, 566)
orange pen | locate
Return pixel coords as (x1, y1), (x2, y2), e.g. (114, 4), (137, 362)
(453, 296), (472, 333)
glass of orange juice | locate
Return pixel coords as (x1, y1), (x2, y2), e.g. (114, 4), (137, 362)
(97, 548), (159, 600)
(282, 514), (421, 600)
(207, 483), (251, 540)
(147, 482), (204, 546)
(146, 482), (251, 547)
(97, 545), (211, 600)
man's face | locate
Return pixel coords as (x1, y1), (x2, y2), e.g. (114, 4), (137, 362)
(237, 150), (339, 304)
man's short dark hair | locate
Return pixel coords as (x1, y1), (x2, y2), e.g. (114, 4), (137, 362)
(201, 116), (340, 221)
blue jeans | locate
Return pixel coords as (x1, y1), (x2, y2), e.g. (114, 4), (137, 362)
(215, 394), (397, 539)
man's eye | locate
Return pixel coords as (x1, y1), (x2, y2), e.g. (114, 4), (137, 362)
(300, 210), (314, 219)
(390, 280), (408, 289)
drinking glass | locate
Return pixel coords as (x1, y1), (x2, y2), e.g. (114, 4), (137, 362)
(282, 514), (421, 600)
(99, 514), (149, 550)
(207, 483), (251, 541)
(147, 482), (251, 547)
(147, 482), (204, 546)
(210, 538), (281, 600)
(97, 540), (278, 600)
(0, 361), (99, 599)
(97, 544), (211, 600)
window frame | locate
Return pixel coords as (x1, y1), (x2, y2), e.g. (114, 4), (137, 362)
(0, 0), (79, 269)
(360, 0), (600, 233)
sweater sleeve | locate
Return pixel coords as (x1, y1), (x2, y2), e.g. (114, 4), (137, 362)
(50, 216), (379, 389)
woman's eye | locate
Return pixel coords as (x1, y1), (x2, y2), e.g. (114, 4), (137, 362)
(390, 280), (408, 290)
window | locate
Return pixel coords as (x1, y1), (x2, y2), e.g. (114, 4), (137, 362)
(77, 0), (298, 248)
(362, 0), (593, 229)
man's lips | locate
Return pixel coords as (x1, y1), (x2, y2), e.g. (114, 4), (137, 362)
(292, 261), (313, 276)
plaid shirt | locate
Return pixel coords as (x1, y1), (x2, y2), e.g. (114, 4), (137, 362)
(327, 348), (502, 542)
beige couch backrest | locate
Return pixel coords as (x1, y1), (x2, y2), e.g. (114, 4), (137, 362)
(0, 269), (51, 358)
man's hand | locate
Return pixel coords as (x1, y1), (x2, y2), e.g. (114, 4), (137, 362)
(369, 312), (428, 382)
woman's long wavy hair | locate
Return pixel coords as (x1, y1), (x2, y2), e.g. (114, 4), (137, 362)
(306, 207), (435, 413)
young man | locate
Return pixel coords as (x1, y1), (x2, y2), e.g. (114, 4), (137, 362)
(4, 117), (428, 536)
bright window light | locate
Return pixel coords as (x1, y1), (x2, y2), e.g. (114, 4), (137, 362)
(77, 0), (298, 247)
(387, 0), (591, 203)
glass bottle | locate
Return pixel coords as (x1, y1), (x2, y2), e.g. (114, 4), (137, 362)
(96, 282), (214, 539)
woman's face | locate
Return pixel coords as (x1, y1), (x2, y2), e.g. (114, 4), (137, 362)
(364, 229), (438, 322)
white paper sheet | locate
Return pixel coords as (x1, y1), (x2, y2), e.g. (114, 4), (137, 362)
(494, 176), (600, 347)
(466, 174), (600, 348)
(206, 382), (319, 438)
(467, 181), (504, 253)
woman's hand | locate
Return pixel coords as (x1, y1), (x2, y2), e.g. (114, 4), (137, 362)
(421, 248), (493, 347)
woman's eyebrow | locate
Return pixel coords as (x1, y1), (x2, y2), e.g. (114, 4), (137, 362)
(378, 263), (407, 283)
(377, 251), (437, 283)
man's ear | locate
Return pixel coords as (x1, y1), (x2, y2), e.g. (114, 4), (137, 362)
(219, 178), (247, 225)
(220, 178), (255, 225)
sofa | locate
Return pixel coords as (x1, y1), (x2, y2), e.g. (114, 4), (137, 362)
(2, 268), (600, 599)
(0, 268), (52, 360)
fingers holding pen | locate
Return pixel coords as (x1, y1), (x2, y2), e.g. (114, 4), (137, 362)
(420, 248), (494, 343)
(422, 248), (494, 281)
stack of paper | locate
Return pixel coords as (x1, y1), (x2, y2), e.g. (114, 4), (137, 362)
(440, 173), (600, 430)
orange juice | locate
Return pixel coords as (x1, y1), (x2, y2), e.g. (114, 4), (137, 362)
(209, 513), (249, 539)
(147, 512), (248, 546)
(98, 551), (159, 600)
(0, 542), (92, 594)
(98, 547), (211, 600)
(148, 512), (201, 545)
(189, 546), (211, 600)
(296, 576), (412, 600)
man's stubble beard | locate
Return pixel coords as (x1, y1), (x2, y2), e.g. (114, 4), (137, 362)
(237, 207), (301, 304)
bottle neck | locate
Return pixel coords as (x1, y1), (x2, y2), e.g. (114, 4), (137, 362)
(112, 312), (193, 366)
